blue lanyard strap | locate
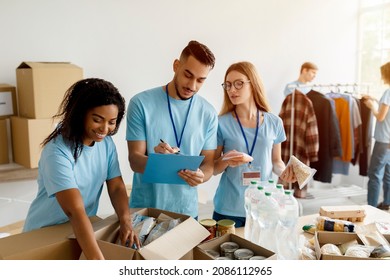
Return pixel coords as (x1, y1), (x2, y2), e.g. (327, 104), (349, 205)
(166, 84), (193, 148)
(234, 109), (260, 157)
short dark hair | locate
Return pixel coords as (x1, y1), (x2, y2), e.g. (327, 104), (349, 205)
(300, 62), (318, 73)
(180, 40), (215, 69)
(42, 78), (125, 161)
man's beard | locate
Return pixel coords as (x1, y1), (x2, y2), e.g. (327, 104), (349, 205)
(174, 79), (195, 101)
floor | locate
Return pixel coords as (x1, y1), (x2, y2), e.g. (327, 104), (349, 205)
(0, 164), (373, 237)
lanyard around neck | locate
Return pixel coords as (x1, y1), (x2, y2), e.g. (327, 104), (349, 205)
(166, 84), (193, 149)
(234, 109), (260, 158)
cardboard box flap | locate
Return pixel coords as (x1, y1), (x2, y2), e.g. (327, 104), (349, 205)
(17, 61), (81, 69)
(138, 217), (210, 260)
(320, 205), (366, 218)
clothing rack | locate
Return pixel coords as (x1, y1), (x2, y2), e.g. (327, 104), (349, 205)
(285, 82), (370, 190)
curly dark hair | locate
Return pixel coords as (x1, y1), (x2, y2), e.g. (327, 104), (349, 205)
(42, 78), (126, 161)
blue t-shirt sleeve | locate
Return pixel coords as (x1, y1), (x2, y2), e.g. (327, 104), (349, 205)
(40, 145), (77, 198)
(106, 138), (122, 180)
(275, 116), (286, 144)
(126, 97), (146, 141)
(203, 109), (218, 150)
(380, 88), (390, 105)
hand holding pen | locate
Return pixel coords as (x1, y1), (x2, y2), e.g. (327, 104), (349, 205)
(155, 139), (180, 154)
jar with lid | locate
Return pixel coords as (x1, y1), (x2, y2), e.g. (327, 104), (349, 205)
(199, 218), (217, 241)
(220, 241), (239, 259)
(216, 219), (235, 237)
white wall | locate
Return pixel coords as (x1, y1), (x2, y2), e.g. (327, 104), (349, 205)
(0, 0), (361, 199)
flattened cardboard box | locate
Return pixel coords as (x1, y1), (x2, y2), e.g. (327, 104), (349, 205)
(0, 84), (17, 118)
(86, 208), (210, 260)
(16, 61), (83, 119)
(194, 233), (276, 260)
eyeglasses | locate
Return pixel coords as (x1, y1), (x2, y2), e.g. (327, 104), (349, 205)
(221, 80), (251, 91)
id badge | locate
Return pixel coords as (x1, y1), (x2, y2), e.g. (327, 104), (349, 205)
(242, 165), (261, 186)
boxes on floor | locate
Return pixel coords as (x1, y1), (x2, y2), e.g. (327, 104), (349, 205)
(0, 216), (101, 260)
(82, 208), (210, 260)
(0, 119), (9, 164)
(10, 116), (58, 168)
(0, 84), (17, 119)
(193, 233), (276, 260)
(16, 62), (83, 119)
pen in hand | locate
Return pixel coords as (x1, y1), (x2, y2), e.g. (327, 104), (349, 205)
(160, 139), (180, 154)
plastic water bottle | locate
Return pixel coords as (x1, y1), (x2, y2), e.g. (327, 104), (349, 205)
(273, 183), (285, 207)
(264, 178), (276, 193)
(249, 185), (265, 244)
(276, 190), (300, 260)
(257, 191), (279, 252)
(244, 181), (258, 240)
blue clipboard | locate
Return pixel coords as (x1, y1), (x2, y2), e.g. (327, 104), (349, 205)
(142, 153), (205, 185)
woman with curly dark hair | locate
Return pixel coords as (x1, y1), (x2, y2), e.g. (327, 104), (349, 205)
(23, 78), (139, 259)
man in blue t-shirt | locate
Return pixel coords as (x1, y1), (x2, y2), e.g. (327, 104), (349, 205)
(126, 40), (218, 218)
(284, 62), (318, 96)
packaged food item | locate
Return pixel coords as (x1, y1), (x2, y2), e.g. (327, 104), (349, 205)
(316, 216), (355, 232)
(220, 241), (239, 259)
(370, 244), (390, 258)
(222, 151), (254, 162)
(344, 244), (373, 258)
(249, 255), (267, 260)
(281, 155), (316, 189)
(216, 219), (235, 237)
(302, 224), (316, 234)
(319, 205), (366, 222)
(143, 217), (181, 246)
(199, 219), (217, 241)
(338, 239), (359, 255)
(234, 248), (254, 260)
(320, 243), (342, 256)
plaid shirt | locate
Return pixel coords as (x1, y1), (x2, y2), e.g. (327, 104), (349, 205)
(279, 90), (319, 165)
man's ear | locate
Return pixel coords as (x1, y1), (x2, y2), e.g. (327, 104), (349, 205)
(173, 59), (180, 72)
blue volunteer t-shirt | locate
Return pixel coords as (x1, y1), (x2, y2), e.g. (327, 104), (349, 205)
(126, 86), (218, 218)
(213, 112), (286, 217)
(23, 135), (121, 232)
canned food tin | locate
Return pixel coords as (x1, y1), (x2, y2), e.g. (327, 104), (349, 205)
(220, 241), (239, 259)
(204, 249), (220, 259)
(199, 219), (217, 241)
(234, 248), (254, 260)
(216, 257), (232, 260)
(216, 219), (235, 237)
(249, 255), (267, 260)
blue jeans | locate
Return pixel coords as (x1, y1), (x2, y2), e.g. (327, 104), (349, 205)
(212, 211), (246, 228)
(367, 142), (390, 206)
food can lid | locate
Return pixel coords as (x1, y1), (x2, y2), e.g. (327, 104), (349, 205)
(200, 218), (217, 227)
(220, 241), (239, 251)
(234, 248), (254, 259)
(217, 219), (235, 227)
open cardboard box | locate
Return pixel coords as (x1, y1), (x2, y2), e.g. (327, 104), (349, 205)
(314, 231), (389, 260)
(83, 208), (210, 260)
(0, 216), (101, 260)
(193, 233), (276, 260)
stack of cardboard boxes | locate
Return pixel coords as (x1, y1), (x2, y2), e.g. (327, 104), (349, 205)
(0, 84), (17, 164)
(6, 62), (83, 168)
